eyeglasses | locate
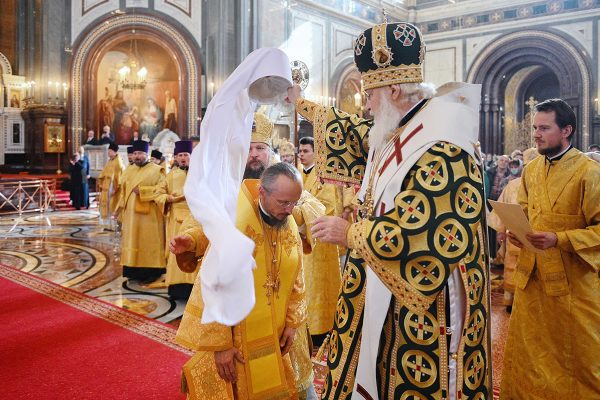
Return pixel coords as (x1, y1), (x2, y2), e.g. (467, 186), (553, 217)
(261, 186), (299, 208)
(274, 199), (299, 208)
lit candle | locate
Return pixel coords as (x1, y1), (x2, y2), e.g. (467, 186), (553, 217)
(354, 92), (361, 108)
(55, 82), (60, 99)
(48, 81), (53, 103)
(333, 97), (336, 108)
(62, 83), (68, 105)
(31, 81), (36, 102)
(209, 81), (215, 100)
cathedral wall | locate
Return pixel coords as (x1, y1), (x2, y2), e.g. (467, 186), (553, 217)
(0, 0), (17, 72)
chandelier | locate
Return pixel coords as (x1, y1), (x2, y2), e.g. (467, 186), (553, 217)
(118, 38), (148, 90)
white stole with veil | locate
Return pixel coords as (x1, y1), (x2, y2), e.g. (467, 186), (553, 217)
(184, 48), (292, 326)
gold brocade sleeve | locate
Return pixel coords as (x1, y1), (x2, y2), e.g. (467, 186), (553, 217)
(341, 185), (357, 211)
(112, 157), (125, 191)
(139, 168), (166, 202)
(555, 165), (600, 271)
(285, 235), (307, 329)
(195, 323), (234, 351)
(296, 98), (372, 186)
(179, 214), (210, 257)
(293, 190), (326, 252)
(153, 175), (170, 215)
(346, 143), (485, 315)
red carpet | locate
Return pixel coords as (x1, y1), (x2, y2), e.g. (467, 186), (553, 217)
(0, 264), (191, 399)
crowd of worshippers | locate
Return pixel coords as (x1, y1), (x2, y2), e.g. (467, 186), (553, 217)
(93, 20), (600, 399)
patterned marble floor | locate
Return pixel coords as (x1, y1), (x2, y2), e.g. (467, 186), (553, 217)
(0, 210), (186, 324)
(0, 209), (510, 394)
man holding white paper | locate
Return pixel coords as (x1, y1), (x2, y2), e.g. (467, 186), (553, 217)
(502, 99), (600, 399)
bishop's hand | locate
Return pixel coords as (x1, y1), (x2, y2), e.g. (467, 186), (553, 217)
(169, 235), (193, 254)
(311, 216), (350, 247)
(285, 84), (302, 105)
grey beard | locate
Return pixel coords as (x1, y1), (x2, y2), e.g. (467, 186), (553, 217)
(369, 102), (403, 149)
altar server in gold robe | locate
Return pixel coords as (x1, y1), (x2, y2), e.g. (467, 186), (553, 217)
(503, 99), (600, 399)
(297, 136), (346, 345)
(118, 140), (167, 282)
(155, 140), (195, 299)
(173, 163), (315, 400)
(97, 142), (124, 224)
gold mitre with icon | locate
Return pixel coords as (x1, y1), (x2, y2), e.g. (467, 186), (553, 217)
(354, 21), (425, 90)
(278, 140), (295, 157)
(251, 112), (274, 146)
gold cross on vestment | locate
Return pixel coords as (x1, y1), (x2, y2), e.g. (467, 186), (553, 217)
(263, 272), (281, 305)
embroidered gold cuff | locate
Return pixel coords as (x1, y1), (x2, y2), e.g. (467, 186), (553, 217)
(346, 220), (367, 250)
(555, 231), (574, 253)
(296, 98), (318, 122)
(196, 323), (234, 351)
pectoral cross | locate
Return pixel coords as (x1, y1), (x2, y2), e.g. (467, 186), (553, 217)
(263, 272), (281, 305)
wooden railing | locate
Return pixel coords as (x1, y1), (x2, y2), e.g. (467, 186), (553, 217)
(0, 179), (54, 215)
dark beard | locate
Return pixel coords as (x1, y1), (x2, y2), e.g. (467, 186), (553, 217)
(270, 217), (288, 230)
(243, 164), (265, 179)
(134, 160), (149, 167)
(178, 166), (189, 171)
(538, 144), (563, 157)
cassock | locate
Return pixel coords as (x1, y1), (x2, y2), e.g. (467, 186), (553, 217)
(118, 161), (167, 280)
(301, 166), (343, 336)
(175, 180), (313, 400)
(155, 166), (196, 299)
(69, 160), (86, 210)
(97, 155), (125, 220)
(500, 148), (600, 399)
(296, 83), (491, 400)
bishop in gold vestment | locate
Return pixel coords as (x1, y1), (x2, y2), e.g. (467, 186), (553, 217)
(118, 140), (167, 281)
(97, 142), (124, 222)
(174, 167), (314, 400)
(288, 20), (491, 398)
(154, 140), (195, 299)
(501, 146), (600, 399)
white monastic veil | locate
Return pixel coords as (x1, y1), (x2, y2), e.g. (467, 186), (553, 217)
(184, 48), (292, 325)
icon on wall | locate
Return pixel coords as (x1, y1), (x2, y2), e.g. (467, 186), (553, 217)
(44, 123), (66, 153)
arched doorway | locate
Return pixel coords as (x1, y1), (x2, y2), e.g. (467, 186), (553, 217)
(95, 38), (181, 145)
(334, 64), (363, 117)
(70, 13), (201, 150)
(467, 30), (592, 154)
